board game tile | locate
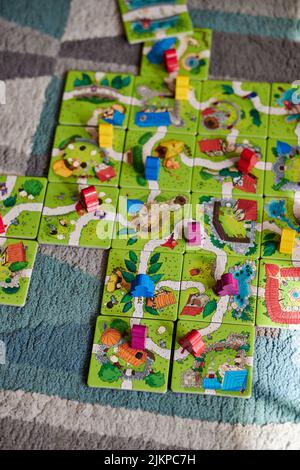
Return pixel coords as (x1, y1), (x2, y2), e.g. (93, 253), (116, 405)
(190, 192), (262, 259)
(112, 187), (191, 254)
(264, 137), (300, 197)
(128, 75), (201, 135)
(0, 175), (47, 240)
(120, 129), (196, 192)
(171, 319), (255, 397)
(268, 82), (300, 139)
(197, 79), (271, 138)
(58, 70), (134, 128)
(178, 252), (258, 325)
(38, 182), (119, 249)
(192, 134), (267, 197)
(0, 238), (38, 307)
(88, 315), (173, 392)
(261, 195), (300, 261)
(256, 258), (300, 329)
(118, 0), (193, 45)
(101, 247), (183, 321)
(140, 28), (212, 81)
(48, 124), (126, 187)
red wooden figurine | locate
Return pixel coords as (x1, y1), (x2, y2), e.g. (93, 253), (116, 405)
(163, 48), (179, 73)
(237, 148), (259, 174)
(179, 330), (206, 357)
(76, 186), (99, 213)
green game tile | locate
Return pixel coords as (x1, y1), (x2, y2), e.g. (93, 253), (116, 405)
(261, 195), (300, 262)
(118, 0), (193, 45)
(256, 258), (300, 330)
(0, 175), (47, 240)
(120, 130), (195, 192)
(140, 28), (212, 80)
(38, 182), (119, 249)
(88, 315), (173, 392)
(190, 192), (262, 259)
(112, 187), (190, 254)
(197, 79), (271, 138)
(0, 238), (38, 307)
(48, 125), (126, 187)
(128, 75), (201, 135)
(178, 252), (258, 325)
(171, 319), (255, 398)
(268, 82), (300, 139)
(58, 70), (134, 128)
(256, 259), (300, 329)
(264, 137), (300, 197)
(101, 247), (183, 321)
(192, 134), (266, 197)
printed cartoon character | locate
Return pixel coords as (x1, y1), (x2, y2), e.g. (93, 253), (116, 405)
(154, 139), (187, 169)
(99, 104), (126, 126)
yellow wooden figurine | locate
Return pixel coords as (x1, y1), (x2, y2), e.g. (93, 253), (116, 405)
(99, 123), (113, 148)
(279, 228), (296, 254)
(175, 76), (190, 100)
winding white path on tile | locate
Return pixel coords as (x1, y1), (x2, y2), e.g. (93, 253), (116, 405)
(147, 188), (161, 203)
(43, 203), (119, 246)
(181, 153), (239, 169)
(141, 126), (167, 191)
(176, 33), (210, 61)
(231, 81), (286, 115)
(156, 280), (205, 293)
(43, 204), (76, 216)
(3, 203), (43, 228)
(258, 221), (282, 235)
(69, 211), (116, 246)
(145, 338), (171, 360)
(188, 88), (210, 110)
(63, 87), (135, 105)
(222, 182), (234, 198)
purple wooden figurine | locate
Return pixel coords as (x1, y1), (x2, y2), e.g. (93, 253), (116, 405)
(131, 324), (148, 350)
(187, 221), (201, 246)
(215, 273), (238, 296)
